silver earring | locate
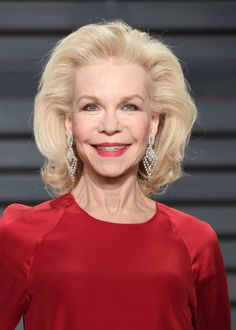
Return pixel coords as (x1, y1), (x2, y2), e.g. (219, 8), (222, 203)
(143, 134), (157, 181)
(65, 132), (77, 182)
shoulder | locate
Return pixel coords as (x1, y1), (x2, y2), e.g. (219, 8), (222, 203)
(0, 192), (73, 226)
(157, 202), (220, 262)
(0, 193), (73, 238)
(158, 201), (217, 240)
(0, 193), (73, 282)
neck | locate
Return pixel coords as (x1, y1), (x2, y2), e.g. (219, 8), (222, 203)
(71, 169), (151, 216)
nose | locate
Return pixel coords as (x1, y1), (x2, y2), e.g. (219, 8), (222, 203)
(98, 110), (122, 135)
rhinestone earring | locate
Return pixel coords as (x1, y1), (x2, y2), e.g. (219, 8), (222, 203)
(65, 132), (77, 182)
(143, 134), (157, 181)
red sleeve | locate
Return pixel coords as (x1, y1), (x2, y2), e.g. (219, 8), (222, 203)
(0, 204), (31, 330)
(165, 204), (232, 330)
(0, 199), (67, 330)
(192, 225), (231, 330)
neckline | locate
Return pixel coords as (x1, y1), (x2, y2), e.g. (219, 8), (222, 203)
(68, 192), (158, 226)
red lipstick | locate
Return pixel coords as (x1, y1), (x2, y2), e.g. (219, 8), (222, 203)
(92, 143), (131, 157)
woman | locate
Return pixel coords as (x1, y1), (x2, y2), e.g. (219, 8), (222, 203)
(0, 20), (231, 330)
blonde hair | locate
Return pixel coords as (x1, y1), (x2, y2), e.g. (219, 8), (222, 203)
(34, 19), (197, 197)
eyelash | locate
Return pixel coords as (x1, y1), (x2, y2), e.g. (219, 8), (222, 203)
(124, 103), (140, 111)
(81, 103), (140, 112)
(82, 103), (97, 112)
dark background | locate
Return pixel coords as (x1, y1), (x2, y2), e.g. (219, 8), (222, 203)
(0, 1), (235, 329)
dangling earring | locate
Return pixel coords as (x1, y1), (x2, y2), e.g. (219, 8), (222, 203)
(143, 134), (157, 181)
(65, 132), (77, 182)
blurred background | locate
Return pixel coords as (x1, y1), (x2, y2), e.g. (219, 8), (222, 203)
(0, 1), (235, 329)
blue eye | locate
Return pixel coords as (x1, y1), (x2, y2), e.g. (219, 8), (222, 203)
(82, 103), (98, 111)
(123, 103), (139, 111)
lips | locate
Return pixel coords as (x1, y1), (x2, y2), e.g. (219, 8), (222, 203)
(93, 144), (131, 157)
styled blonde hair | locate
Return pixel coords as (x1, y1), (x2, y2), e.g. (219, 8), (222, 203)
(34, 19), (197, 197)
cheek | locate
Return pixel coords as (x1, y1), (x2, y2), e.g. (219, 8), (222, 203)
(72, 116), (93, 141)
(129, 116), (150, 142)
(71, 119), (92, 160)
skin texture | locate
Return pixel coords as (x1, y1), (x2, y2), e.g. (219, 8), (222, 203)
(65, 58), (160, 223)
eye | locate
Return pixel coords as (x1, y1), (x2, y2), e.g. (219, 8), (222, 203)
(123, 103), (140, 111)
(82, 103), (98, 111)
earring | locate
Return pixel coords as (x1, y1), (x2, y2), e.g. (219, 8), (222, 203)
(143, 134), (157, 181)
(65, 132), (77, 182)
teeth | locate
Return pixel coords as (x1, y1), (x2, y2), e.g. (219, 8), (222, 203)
(96, 146), (127, 151)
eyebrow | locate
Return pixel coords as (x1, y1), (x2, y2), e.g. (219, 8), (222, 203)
(75, 94), (145, 104)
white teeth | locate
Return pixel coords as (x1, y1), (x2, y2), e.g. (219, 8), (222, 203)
(96, 146), (127, 151)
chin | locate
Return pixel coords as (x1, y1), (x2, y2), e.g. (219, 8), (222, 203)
(96, 166), (135, 180)
(96, 170), (123, 179)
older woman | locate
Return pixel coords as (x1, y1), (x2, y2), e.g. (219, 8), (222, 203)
(0, 20), (231, 330)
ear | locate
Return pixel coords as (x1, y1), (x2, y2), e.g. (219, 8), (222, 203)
(65, 112), (72, 136)
(150, 112), (160, 136)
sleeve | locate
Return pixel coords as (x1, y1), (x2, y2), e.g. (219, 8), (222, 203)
(192, 224), (231, 330)
(0, 204), (31, 330)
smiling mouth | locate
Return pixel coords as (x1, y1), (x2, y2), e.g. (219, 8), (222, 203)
(91, 144), (131, 157)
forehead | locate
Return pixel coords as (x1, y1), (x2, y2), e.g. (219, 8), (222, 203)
(73, 60), (150, 96)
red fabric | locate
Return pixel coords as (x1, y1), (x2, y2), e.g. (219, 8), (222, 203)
(0, 193), (231, 330)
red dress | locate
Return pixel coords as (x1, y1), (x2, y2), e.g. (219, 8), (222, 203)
(0, 193), (231, 330)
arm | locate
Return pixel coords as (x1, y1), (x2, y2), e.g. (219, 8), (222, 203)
(192, 226), (231, 330)
(0, 272), (29, 330)
(0, 204), (31, 330)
